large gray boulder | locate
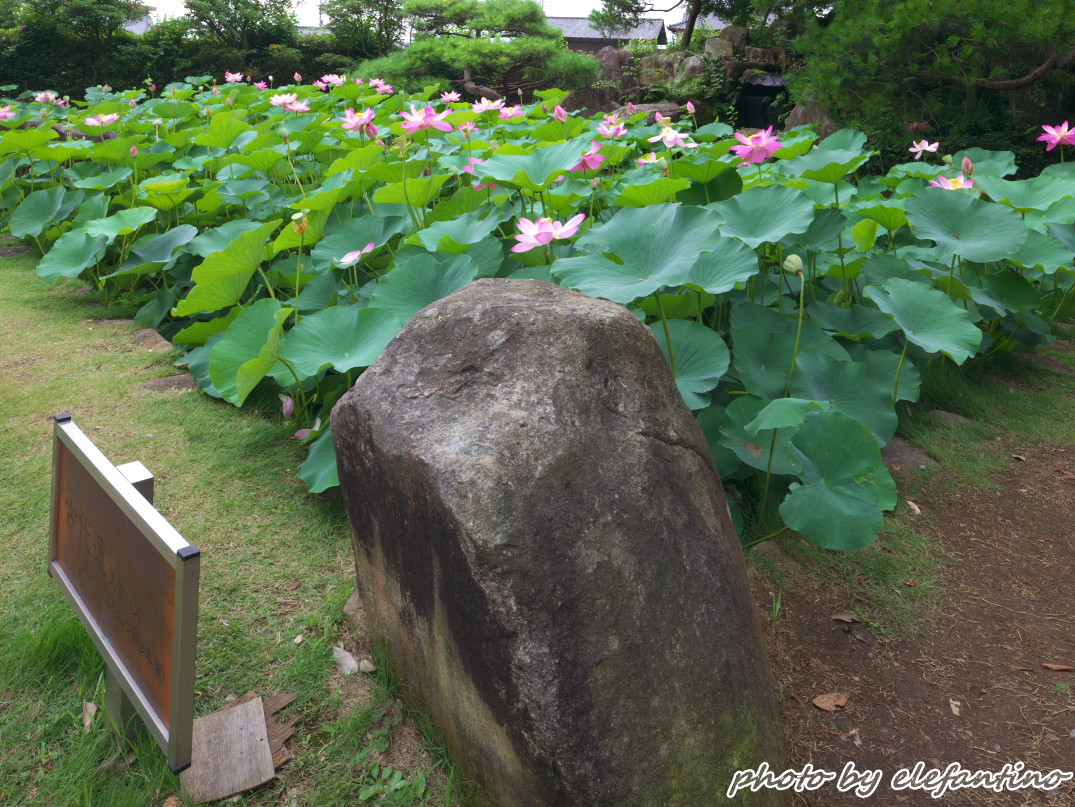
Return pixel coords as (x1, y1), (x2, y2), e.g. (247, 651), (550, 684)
(332, 279), (787, 807)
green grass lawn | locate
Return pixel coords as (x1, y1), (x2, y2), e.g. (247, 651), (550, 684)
(0, 253), (475, 806)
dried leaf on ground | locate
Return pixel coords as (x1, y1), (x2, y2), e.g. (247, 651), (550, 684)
(1041, 663), (1074, 671)
(831, 611), (863, 623)
(812, 693), (849, 711)
(359, 658), (377, 674)
(907, 500), (922, 515)
(82, 701), (98, 733)
(949, 698), (962, 716)
(1012, 454), (1027, 461)
(293, 635), (303, 645)
(285, 578), (300, 591)
(333, 645), (358, 676)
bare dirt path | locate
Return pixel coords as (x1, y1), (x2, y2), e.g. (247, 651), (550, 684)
(755, 438), (1074, 805)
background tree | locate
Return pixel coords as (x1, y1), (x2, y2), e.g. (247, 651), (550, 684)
(183, 0), (298, 65)
(360, 0), (599, 99)
(321, 0), (404, 59)
(589, 0), (755, 51)
(790, 0), (1075, 158)
(0, 0), (23, 28)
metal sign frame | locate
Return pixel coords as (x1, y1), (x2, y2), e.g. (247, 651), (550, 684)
(48, 414), (199, 773)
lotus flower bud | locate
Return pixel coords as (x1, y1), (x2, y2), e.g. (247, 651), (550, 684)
(783, 254), (804, 274)
(294, 72), (302, 82)
(553, 105), (568, 123)
(130, 145), (138, 158)
(686, 101), (695, 114)
(627, 101), (636, 113)
(212, 86), (220, 95)
(226, 97), (234, 106)
(961, 156), (974, 176)
(129, 98), (137, 108)
(150, 84), (156, 91)
(268, 76), (274, 82)
(280, 395), (294, 418)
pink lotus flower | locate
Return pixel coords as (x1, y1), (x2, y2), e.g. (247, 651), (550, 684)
(909, 139), (939, 160)
(292, 428), (312, 441)
(129, 99), (137, 108)
(224, 71), (243, 83)
(440, 91), (461, 103)
(961, 156), (974, 176)
(685, 101), (696, 114)
(254, 81), (268, 90)
(553, 104), (568, 122)
(597, 121), (626, 139)
(337, 242), (376, 266)
(400, 104), (453, 133)
(211, 86), (221, 95)
(929, 173), (974, 190)
(34, 91), (58, 103)
(655, 112), (670, 126)
(150, 84), (156, 92)
(312, 80), (328, 91)
(83, 113), (120, 127)
(321, 74), (346, 86)
(463, 157), (496, 191)
(1038, 121), (1075, 151)
(472, 98), (504, 113)
(294, 72), (302, 82)
(637, 151), (660, 167)
(285, 100), (311, 113)
(370, 80), (393, 94)
(627, 101), (636, 114)
(571, 140), (605, 172)
(648, 125), (697, 151)
(280, 395), (294, 418)
(730, 126), (781, 164)
(341, 107), (375, 131)
(270, 92), (297, 108)
(601, 112), (621, 125)
(511, 214), (587, 253)
(498, 104), (523, 120)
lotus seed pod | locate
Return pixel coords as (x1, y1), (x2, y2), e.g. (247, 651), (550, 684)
(783, 254), (804, 274)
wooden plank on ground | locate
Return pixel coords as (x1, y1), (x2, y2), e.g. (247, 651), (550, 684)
(179, 697), (275, 804)
(221, 692), (298, 768)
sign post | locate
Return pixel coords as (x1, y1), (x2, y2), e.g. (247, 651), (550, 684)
(48, 414), (199, 773)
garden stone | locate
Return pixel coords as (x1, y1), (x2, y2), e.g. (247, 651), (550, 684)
(674, 54), (708, 83)
(704, 37), (735, 59)
(718, 25), (749, 52)
(613, 102), (681, 125)
(142, 374), (198, 393)
(743, 46), (778, 63)
(131, 328), (173, 352)
(333, 279), (787, 807)
(785, 103), (839, 139)
(881, 436), (938, 475)
(927, 410), (972, 427)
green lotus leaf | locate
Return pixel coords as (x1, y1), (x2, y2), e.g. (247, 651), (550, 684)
(271, 208), (330, 256)
(682, 237), (760, 295)
(790, 353), (898, 444)
(711, 184), (815, 248)
(10, 186), (72, 239)
(556, 204), (725, 303)
(1047, 222), (1075, 254)
(209, 297), (290, 405)
(414, 210), (510, 253)
(648, 319), (730, 409)
(313, 215), (409, 266)
(731, 324), (796, 400)
(695, 403), (742, 477)
(786, 207), (844, 251)
(83, 207), (157, 239)
(613, 177), (691, 207)
(187, 219), (267, 258)
(975, 174), (1073, 213)
(671, 154), (734, 185)
(175, 218), (281, 316)
(730, 302), (851, 364)
(864, 277), (983, 364)
(950, 148), (1016, 178)
(808, 301), (898, 340)
(194, 116), (253, 149)
(818, 129), (869, 152)
(719, 395), (801, 475)
(280, 306), (401, 378)
(172, 309), (240, 347)
(968, 270), (1042, 314)
(0, 125), (58, 156)
(475, 139), (588, 192)
(370, 252), (479, 323)
(850, 199), (909, 233)
(779, 410), (895, 551)
(1011, 230), (1074, 274)
(36, 230), (109, 283)
(72, 167), (133, 190)
(298, 426), (339, 493)
(843, 343), (921, 403)
(745, 397), (830, 435)
(784, 147), (871, 185)
(372, 174), (450, 208)
(105, 225), (199, 280)
(905, 188), (1027, 263)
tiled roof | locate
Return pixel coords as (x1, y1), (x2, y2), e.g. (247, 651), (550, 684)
(547, 17), (666, 41)
(667, 14), (730, 33)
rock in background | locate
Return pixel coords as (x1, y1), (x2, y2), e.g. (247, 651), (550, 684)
(333, 279), (788, 807)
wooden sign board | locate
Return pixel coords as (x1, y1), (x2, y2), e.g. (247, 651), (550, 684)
(48, 414), (199, 773)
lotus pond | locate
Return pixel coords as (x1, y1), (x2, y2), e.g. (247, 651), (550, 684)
(2, 77), (1073, 553)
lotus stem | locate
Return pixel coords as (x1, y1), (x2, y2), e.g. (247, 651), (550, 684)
(652, 292), (677, 378)
(742, 525), (789, 550)
(892, 339), (910, 404)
